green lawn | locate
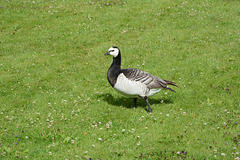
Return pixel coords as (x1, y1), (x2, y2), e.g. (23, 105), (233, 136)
(1, 0), (239, 159)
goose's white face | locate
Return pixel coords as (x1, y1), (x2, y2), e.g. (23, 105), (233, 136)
(105, 47), (119, 58)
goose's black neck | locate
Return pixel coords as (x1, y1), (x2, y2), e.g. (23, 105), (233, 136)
(112, 53), (121, 68)
(107, 52), (121, 87)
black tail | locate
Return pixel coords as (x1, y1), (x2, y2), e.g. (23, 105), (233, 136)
(163, 79), (178, 87)
(164, 79), (177, 92)
(166, 87), (176, 92)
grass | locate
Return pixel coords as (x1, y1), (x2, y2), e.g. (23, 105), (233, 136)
(0, 0), (239, 159)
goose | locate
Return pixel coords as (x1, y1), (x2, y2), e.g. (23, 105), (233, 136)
(105, 46), (177, 113)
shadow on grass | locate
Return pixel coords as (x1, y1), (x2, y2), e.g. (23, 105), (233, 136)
(97, 93), (173, 112)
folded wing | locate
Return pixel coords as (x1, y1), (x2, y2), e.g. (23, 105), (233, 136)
(121, 68), (173, 90)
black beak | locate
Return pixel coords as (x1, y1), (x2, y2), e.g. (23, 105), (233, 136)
(104, 52), (110, 55)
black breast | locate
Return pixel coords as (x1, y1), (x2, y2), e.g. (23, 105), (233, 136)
(106, 53), (121, 87)
(107, 66), (120, 87)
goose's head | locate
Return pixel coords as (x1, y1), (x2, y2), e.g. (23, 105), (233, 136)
(105, 46), (120, 58)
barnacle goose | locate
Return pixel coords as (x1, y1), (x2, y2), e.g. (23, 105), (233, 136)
(105, 46), (177, 112)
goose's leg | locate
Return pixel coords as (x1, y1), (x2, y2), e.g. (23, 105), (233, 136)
(133, 98), (137, 109)
(140, 96), (152, 113)
(144, 96), (152, 113)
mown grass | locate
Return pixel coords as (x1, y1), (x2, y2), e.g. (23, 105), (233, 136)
(0, 0), (239, 159)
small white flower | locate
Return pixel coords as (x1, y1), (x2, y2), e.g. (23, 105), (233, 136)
(221, 153), (225, 156)
(166, 114), (169, 117)
(98, 138), (102, 141)
(137, 141), (141, 145)
(122, 129), (125, 132)
(223, 122), (227, 127)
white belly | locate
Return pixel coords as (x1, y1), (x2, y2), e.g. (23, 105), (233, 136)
(113, 73), (149, 97)
(147, 88), (162, 97)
